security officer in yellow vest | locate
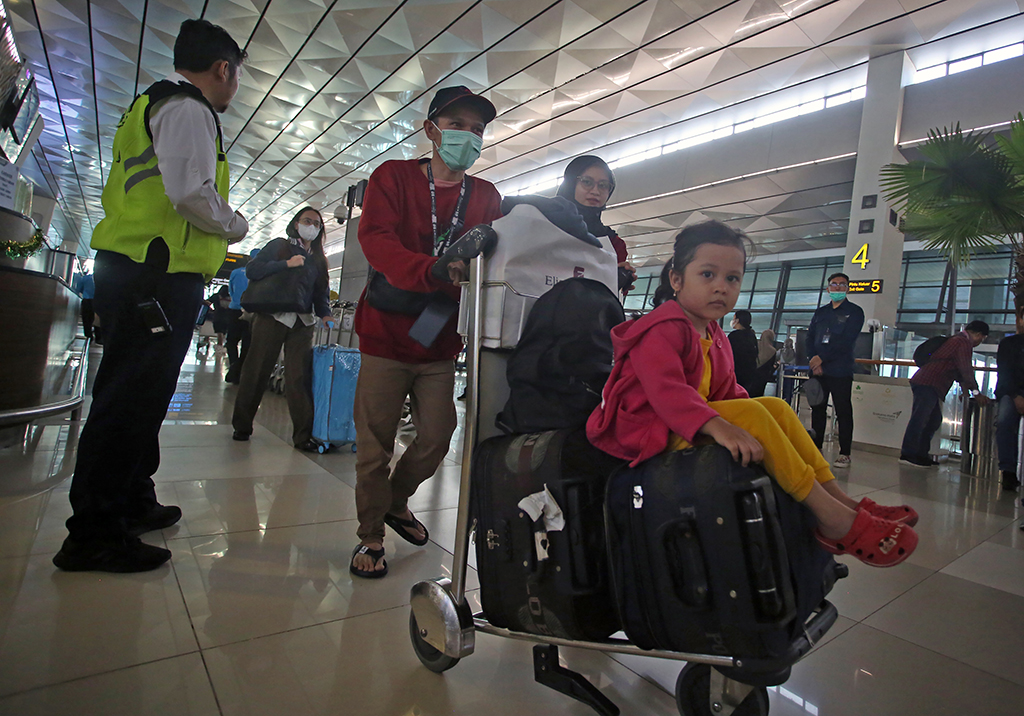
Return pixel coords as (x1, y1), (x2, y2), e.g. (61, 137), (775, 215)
(53, 20), (249, 573)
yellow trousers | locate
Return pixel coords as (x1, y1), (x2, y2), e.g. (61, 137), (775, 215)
(668, 396), (834, 501)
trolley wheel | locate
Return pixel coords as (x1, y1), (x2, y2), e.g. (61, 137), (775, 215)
(351, 444), (358, 453)
(676, 664), (769, 716)
(317, 443), (328, 454)
(409, 611), (459, 673)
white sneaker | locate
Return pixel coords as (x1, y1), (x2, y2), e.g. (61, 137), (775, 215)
(832, 454), (851, 468)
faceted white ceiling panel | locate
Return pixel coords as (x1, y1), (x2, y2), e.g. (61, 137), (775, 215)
(8, 0), (1024, 259)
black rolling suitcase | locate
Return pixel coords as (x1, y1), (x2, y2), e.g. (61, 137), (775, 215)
(472, 428), (625, 642)
(605, 444), (841, 676)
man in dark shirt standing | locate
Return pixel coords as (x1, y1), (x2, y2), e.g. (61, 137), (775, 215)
(900, 321), (990, 468)
(728, 310), (759, 395)
(995, 317), (1024, 490)
(806, 273), (865, 468)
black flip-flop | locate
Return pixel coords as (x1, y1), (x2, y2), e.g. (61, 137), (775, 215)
(383, 512), (430, 546)
(350, 544), (388, 579)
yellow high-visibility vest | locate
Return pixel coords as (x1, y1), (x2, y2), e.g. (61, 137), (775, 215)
(90, 80), (231, 280)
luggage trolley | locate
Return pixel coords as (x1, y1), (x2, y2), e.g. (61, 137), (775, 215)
(408, 210), (840, 716)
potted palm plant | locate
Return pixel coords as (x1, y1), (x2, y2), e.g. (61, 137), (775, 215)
(881, 114), (1024, 332)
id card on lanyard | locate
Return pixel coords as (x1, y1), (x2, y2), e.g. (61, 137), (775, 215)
(427, 162), (468, 257)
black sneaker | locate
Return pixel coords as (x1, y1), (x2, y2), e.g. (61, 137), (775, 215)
(295, 439), (321, 453)
(232, 431), (250, 441)
(125, 504), (182, 537)
(1002, 471), (1020, 490)
(898, 455), (932, 468)
(53, 536), (172, 573)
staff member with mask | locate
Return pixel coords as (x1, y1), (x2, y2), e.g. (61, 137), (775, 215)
(806, 272), (864, 468)
(350, 86), (502, 578)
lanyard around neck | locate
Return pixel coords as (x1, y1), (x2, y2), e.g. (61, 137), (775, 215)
(427, 161), (468, 256)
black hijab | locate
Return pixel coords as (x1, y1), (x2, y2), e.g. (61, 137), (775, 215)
(555, 155), (616, 238)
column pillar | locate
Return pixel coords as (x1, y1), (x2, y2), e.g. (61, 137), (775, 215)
(843, 51), (915, 327)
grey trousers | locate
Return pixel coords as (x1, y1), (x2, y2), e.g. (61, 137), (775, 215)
(232, 313), (315, 446)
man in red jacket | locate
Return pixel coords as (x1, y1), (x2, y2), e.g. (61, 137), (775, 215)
(350, 87), (503, 578)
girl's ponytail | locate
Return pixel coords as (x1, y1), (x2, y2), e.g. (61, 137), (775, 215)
(652, 258), (676, 307)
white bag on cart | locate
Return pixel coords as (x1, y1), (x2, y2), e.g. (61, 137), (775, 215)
(460, 203), (618, 349)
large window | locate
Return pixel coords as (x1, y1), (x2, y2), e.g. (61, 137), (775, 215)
(630, 248), (1016, 335)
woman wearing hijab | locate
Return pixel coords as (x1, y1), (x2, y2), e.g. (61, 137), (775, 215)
(751, 328), (780, 398)
(555, 155), (636, 290)
(231, 206), (332, 451)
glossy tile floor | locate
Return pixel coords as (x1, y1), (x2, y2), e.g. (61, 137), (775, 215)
(2, 340), (1024, 715)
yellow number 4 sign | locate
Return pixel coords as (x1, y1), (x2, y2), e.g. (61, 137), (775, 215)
(852, 243), (870, 269)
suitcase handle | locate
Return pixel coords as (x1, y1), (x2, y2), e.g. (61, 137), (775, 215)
(662, 519), (709, 609)
(738, 491), (785, 620)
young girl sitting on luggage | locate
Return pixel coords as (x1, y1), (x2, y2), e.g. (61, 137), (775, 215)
(587, 220), (919, 567)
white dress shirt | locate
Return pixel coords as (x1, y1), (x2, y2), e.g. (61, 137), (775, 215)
(149, 72), (248, 242)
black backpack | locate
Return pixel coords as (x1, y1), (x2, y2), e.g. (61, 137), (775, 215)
(913, 335), (949, 367)
(496, 278), (625, 434)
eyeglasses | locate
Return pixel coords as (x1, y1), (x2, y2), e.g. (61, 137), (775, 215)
(299, 218), (322, 228)
(577, 176), (613, 194)
(828, 282), (848, 289)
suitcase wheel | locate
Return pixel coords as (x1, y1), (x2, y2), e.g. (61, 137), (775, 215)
(675, 664), (769, 716)
(409, 611), (459, 673)
(318, 443), (329, 454)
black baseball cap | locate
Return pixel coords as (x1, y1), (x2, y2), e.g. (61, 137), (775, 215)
(427, 86), (496, 124)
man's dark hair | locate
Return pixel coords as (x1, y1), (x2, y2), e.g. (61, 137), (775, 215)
(174, 19), (247, 74)
(966, 319), (990, 335)
(827, 272), (850, 285)
(734, 310), (752, 329)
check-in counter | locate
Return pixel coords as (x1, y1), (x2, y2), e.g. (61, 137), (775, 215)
(850, 373), (948, 455)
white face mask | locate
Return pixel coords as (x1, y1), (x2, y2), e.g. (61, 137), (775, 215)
(297, 223), (320, 242)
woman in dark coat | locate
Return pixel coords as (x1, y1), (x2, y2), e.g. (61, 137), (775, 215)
(231, 206), (332, 450)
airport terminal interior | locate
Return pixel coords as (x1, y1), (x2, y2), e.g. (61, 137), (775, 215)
(3, 0), (1024, 714)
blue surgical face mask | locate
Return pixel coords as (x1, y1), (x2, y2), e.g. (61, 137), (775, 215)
(830, 291), (847, 302)
(430, 121), (483, 172)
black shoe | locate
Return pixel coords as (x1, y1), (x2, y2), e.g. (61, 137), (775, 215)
(1002, 471), (1020, 490)
(53, 536), (172, 573)
(898, 455), (932, 468)
(295, 439), (321, 453)
(232, 431), (250, 441)
(125, 504), (182, 537)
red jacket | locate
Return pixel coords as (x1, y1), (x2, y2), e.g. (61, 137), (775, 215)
(587, 300), (748, 466)
(354, 159), (502, 363)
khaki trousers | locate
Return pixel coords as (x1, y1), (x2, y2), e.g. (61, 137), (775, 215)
(354, 354), (456, 543)
(232, 313), (315, 446)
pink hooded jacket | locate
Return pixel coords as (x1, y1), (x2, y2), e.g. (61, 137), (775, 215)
(586, 300), (748, 466)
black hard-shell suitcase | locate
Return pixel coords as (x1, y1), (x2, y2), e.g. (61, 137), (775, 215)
(605, 444), (841, 676)
(472, 428), (625, 641)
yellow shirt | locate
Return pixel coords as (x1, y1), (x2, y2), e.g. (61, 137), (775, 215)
(667, 334), (713, 451)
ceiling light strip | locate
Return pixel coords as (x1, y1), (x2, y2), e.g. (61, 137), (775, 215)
(607, 152), (857, 210)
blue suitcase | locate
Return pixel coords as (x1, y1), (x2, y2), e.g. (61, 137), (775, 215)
(311, 346), (360, 453)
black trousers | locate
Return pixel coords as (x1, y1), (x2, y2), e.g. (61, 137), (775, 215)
(66, 249), (204, 540)
(811, 374), (854, 456)
(224, 308), (250, 381)
(900, 385), (943, 461)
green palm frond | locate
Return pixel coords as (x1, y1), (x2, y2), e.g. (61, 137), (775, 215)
(880, 119), (1024, 267)
(995, 113), (1024, 184)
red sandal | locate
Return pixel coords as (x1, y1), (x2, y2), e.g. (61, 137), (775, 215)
(815, 509), (918, 568)
(857, 497), (919, 527)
